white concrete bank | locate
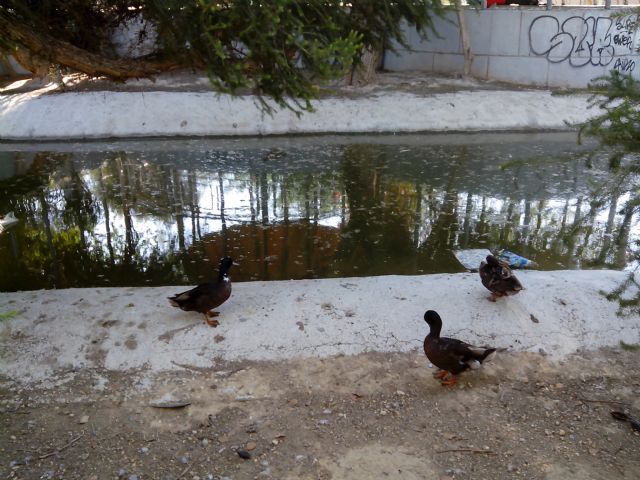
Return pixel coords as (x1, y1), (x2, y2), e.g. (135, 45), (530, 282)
(0, 88), (595, 140)
(1, 270), (638, 387)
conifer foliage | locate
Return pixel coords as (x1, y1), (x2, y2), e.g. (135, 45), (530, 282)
(0, 1), (444, 113)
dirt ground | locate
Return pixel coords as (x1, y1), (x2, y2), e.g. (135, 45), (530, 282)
(1, 347), (639, 480)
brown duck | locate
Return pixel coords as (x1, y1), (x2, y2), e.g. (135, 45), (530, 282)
(423, 310), (496, 386)
(479, 254), (523, 302)
(168, 257), (234, 327)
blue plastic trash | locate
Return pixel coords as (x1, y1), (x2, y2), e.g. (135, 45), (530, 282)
(497, 249), (538, 269)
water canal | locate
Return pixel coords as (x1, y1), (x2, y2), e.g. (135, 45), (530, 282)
(0, 132), (635, 291)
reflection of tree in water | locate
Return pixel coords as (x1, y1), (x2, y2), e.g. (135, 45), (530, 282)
(333, 145), (417, 276)
(415, 147), (467, 273)
(1, 144), (639, 291)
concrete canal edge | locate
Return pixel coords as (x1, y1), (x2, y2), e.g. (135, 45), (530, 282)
(0, 88), (595, 140)
(1, 269), (638, 388)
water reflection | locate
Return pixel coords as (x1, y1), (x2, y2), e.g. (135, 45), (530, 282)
(0, 133), (635, 291)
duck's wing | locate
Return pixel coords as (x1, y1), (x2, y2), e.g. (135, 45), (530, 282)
(440, 337), (496, 363)
(168, 283), (214, 308)
(495, 274), (523, 293)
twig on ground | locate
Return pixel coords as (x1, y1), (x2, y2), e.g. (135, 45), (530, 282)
(577, 396), (628, 405)
(171, 361), (212, 373)
(38, 433), (85, 459)
(176, 462), (194, 479)
(436, 448), (497, 455)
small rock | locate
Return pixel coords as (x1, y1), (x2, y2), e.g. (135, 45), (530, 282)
(180, 456), (189, 464)
(322, 409), (332, 414)
(140, 447), (149, 454)
(237, 449), (251, 459)
(245, 423), (258, 433)
(445, 468), (465, 476)
(202, 438), (209, 447)
(287, 399), (298, 407)
(117, 469), (127, 478)
(318, 419), (329, 425)
(507, 464), (516, 472)
(396, 390), (405, 396)
(246, 442), (257, 451)
(78, 415), (89, 424)
(295, 455), (306, 462)
(558, 429), (566, 436)
(589, 448), (598, 456)
(128, 475), (139, 480)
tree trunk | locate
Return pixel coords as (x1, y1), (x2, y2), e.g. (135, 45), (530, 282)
(455, 1), (473, 78)
(347, 44), (382, 86)
(0, 11), (178, 80)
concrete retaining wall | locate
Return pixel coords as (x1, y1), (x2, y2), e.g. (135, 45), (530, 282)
(384, 7), (640, 87)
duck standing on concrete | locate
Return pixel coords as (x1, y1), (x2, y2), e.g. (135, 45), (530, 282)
(169, 257), (234, 327)
(479, 254), (523, 302)
(423, 310), (496, 386)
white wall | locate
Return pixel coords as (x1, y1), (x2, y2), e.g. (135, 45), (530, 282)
(384, 7), (640, 87)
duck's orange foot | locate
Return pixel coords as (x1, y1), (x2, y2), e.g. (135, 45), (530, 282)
(433, 370), (449, 380)
(440, 375), (458, 387)
(204, 311), (220, 327)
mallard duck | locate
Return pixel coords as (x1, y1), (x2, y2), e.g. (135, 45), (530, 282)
(168, 257), (234, 327)
(479, 254), (523, 302)
(423, 310), (496, 386)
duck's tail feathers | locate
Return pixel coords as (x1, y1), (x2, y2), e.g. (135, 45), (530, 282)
(480, 348), (497, 363)
(467, 346), (497, 362)
(168, 294), (188, 307)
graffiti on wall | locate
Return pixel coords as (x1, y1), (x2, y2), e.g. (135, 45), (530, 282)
(529, 15), (638, 73)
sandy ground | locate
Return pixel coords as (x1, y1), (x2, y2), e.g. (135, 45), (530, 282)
(2, 349), (640, 480)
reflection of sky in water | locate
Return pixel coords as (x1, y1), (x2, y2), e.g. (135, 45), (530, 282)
(0, 132), (638, 291)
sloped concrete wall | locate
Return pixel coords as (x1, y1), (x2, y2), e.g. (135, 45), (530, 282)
(384, 7), (640, 87)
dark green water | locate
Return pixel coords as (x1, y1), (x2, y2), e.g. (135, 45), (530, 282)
(0, 132), (634, 291)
